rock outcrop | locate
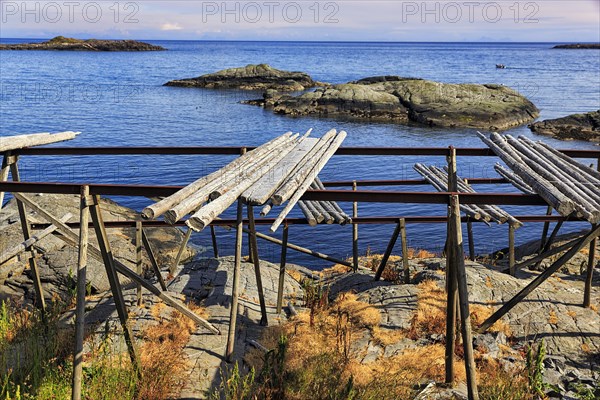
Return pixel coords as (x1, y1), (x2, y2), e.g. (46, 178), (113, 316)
(0, 194), (194, 304)
(249, 76), (539, 130)
(164, 63), (324, 91)
(529, 110), (600, 142)
(0, 36), (165, 51)
(553, 43), (600, 49)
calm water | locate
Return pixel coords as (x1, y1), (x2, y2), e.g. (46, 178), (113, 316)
(1, 40), (599, 266)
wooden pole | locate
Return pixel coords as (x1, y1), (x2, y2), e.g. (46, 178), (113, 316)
(12, 192), (220, 334)
(479, 224), (600, 332)
(71, 186), (89, 400)
(584, 223), (597, 308)
(450, 195), (479, 400)
(135, 221), (143, 306)
(141, 228), (168, 291)
(210, 225), (219, 258)
(374, 221), (401, 281)
(467, 220), (475, 261)
(276, 224), (289, 314)
(89, 195), (139, 373)
(445, 146), (459, 386)
(400, 218), (410, 284)
(0, 213), (72, 265)
(508, 222), (516, 276)
(0, 131), (80, 153)
(353, 180), (359, 271)
(171, 227), (193, 274)
(0, 152), (10, 210)
(226, 199), (244, 362)
(245, 227), (353, 268)
(538, 205), (553, 253)
(9, 159), (46, 316)
(247, 204), (268, 326)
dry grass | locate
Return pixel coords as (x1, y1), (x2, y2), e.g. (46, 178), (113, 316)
(547, 310), (559, 325)
(408, 280), (447, 339)
(470, 305), (513, 337)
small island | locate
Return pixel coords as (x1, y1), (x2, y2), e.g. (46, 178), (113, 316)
(553, 43), (600, 49)
(0, 36), (165, 51)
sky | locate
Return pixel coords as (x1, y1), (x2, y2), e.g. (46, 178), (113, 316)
(0, 0), (599, 42)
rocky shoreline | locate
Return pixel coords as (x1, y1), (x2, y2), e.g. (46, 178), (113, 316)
(529, 110), (600, 142)
(0, 36), (165, 51)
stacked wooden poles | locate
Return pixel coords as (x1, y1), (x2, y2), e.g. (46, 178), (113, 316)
(479, 132), (600, 223)
(444, 147), (479, 399)
(72, 186), (89, 400)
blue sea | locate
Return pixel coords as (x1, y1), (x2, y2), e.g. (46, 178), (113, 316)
(1, 40), (599, 267)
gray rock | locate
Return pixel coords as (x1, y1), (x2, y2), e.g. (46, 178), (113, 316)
(165, 63), (323, 91)
(252, 77), (539, 130)
(529, 110), (600, 142)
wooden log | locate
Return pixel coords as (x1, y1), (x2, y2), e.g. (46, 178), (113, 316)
(142, 132), (292, 220)
(311, 200), (334, 224)
(353, 180), (359, 270)
(271, 131), (347, 232)
(467, 220), (475, 261)
(10, 162), (46, 315)
(494, 164), (534, 194)
(477, 132), (575, 216)
(505, 135), (600, 220)
(400, 218), (410, 284)
(89, 195), (139, 371)
(298, 201), (318, 226)
(276, 224), (289, 314)
(445, 208), (458, 385)
(166, 135), (298, 224)
(0, 153), (11, 210)
(374, 221), (401, 281)
(242, 136), (317, 205)
(260, 202), (273, 217)
(538, 205), (553, 254)
(226, 199), (244, 361)
(186, 138), (300, 232)
(0, 213), (72, 265)
(135, 221), (143, 306)
(13, 192), (221, 335)
(271, 130), (337, 206)
(502, 235), (582, 274)
(584, 224), (597, 308)
(141, 228), (168, 291)
(245, 226), (353, 268)
(479, 224), (600, 332)
(319, 199), (346, 224)
(71, 186), (89, 400)
(247, 204), (268, 326)
(0, 131), (80, 153)
(313, 177), (351, 223)
(449, 194), (479, 400)
(508, 222), (516, 276)
(171, 227), (193, 273)
(306, 200), (325, 224)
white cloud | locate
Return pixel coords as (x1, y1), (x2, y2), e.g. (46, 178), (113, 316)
(160, 23), (183, 31)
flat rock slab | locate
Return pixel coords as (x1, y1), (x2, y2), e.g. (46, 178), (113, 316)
(165, 63), (324, 92)
(0, 194), (194, 303)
